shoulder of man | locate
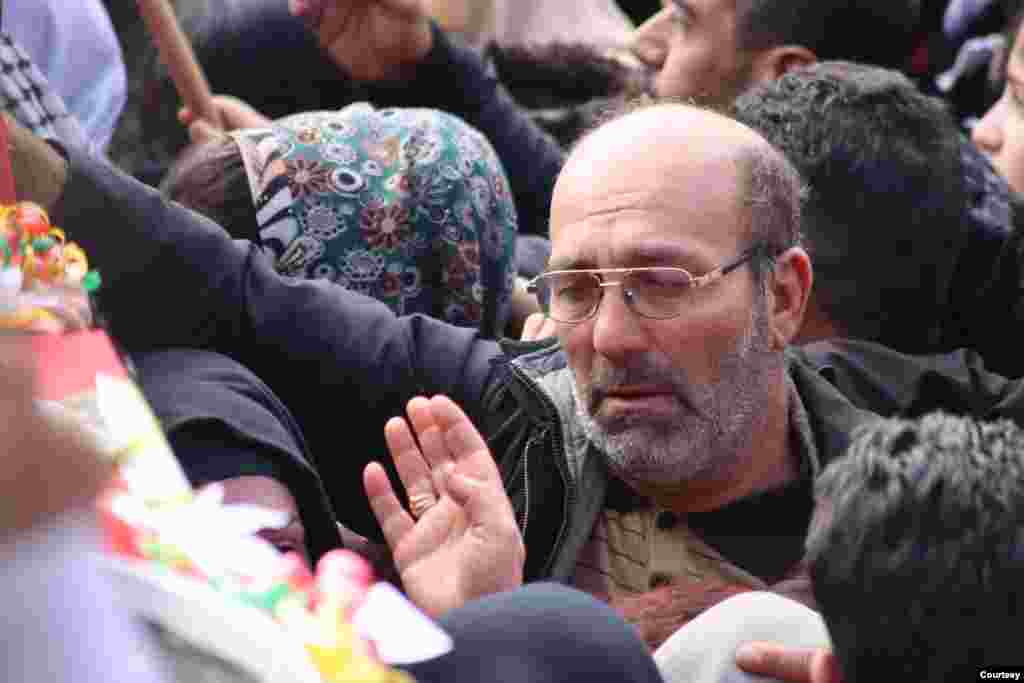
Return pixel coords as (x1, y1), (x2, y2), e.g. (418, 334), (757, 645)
(478, 336), (563, 444)
(790, 339), (1023, 421)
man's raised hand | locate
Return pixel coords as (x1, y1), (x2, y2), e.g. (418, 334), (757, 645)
(363, 395), (525, 618)
(290, 0), (434, 81)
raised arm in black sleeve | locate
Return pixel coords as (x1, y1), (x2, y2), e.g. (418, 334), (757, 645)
(53, 144), (504, 535)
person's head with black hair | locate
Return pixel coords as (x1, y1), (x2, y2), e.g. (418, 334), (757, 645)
(630, 0), (921, 104)
(732, 60), (967, 353)
(734, 0), (921, 69)
(805, 411), (1024, 682)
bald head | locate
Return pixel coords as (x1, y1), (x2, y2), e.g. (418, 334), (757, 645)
(552, 103), (803, 266)
(565, 103), (768, 184)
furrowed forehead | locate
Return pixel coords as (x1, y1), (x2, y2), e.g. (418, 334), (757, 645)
(547, 239), (708, 271)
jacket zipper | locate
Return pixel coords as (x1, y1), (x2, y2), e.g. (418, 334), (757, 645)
(508, 363), (573, 577)
(518, 435), (531, 537)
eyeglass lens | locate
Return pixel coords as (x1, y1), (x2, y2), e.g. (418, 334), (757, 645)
(541, 269), (695, 322)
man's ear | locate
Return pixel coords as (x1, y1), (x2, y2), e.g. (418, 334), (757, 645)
(767, 247), (812, 350)
(794, 297), (847, 346)
(749, 45), (817, 84)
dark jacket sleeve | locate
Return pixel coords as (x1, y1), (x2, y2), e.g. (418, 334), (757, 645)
(796, 338), (1024, 422)
(965, 202), (1024, 379)
(53, 144), (504, 536)
(368, 23), (566, 239)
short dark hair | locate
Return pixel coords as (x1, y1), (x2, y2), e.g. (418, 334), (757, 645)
(161, 138), (259, 242)
(735, 0), (921, 71)
(806, 412), (1024, 682)
(732, 61), (968, 352)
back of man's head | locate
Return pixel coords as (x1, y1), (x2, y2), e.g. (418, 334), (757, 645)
(806, 412), (1024, 681)
(736, 1), (921, 72)
(732, 61), (967, 352)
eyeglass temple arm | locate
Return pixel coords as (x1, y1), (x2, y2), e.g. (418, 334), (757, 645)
(693, 247), (763, 287)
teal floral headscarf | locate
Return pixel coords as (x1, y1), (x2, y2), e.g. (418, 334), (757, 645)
(230, 103), (518, 338)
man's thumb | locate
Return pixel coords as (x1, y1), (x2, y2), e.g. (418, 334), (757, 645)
(188, 119), (224, 145)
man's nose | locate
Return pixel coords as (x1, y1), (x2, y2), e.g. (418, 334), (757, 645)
(590, 286), (651, 361)
(629, 9), (671, 69)
(972, 98), (1005, 155)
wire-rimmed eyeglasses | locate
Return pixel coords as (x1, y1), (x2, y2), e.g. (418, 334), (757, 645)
(526, 247), (764, 324)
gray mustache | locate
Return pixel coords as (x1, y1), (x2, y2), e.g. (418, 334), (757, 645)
(588, 357), (693, 408)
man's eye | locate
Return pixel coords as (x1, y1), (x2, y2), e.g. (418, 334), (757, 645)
(556, 282), (594, 301)
(632, 270), (692, 291)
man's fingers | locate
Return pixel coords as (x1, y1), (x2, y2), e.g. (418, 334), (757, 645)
(429, 395), (515, 527)
(735, 642), (822, 683)
(187, 119), (223, 145)
(388, 495), (457, 570)
(443, 470), (479, 506)
(521, 312), (545, 341)
(214, 96), (273, 130)
(405, 397), (454, 475)
(364, 462), (415, 551)
(443, 471), (489, 526)
(429, 395), (499, 482)
(184, 95), (268, 134)
(383, 415), (437, 516)
(537, 317), (558, 339)
(521, 313), (556, 342)
(444, 469), (517, 532)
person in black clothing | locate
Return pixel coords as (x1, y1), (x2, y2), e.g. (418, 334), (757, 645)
(732, 61), (1024, 377)
(736, 412), (1024, 682)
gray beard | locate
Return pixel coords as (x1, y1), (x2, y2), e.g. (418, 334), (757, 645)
(571, 301), (779, 493)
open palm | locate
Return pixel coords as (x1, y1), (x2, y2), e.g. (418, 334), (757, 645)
(363, 395), (525, 618)
(291, 0), (434, 81)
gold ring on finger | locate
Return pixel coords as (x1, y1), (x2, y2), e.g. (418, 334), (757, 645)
(409, 492), (437, 520)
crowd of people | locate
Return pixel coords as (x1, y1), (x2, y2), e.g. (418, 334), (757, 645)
(6, 0), (1024, 681)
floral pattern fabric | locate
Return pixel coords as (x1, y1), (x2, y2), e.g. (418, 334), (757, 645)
(231, 105), (518, 338)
